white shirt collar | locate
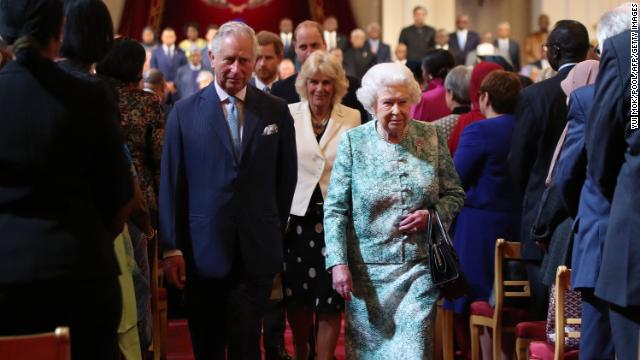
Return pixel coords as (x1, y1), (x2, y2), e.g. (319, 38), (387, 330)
(214, 80), (247, 103)
(253, 76), (278, 90)
(162, 44), (175, 52)
(456, 29), (468, 35)
(189, 63), (202, 71)
(558, 62), (577, 72)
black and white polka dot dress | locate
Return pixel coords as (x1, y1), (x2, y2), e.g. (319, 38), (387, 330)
(282, 185), (344, 313)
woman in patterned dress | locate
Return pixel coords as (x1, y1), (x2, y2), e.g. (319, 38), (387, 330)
(324, 62), (465, 359)
(283, 51), (361, 360)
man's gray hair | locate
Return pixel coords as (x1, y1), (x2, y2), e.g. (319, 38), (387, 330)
(444, 65), (471, 105)
(210, 21), (258, 60)
(356, 62), (421, 115)
(596, 3), (632, 53)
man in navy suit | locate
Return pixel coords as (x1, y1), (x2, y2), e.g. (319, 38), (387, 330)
(448, 15), (480, 65)
(150, 27), (187, 101)
(494, 22), (521, 71)
(365, 22), (391, 64)
(279, 18), (296, 62)
(175, 47), (203, 100)
(159, 21), (297, 359)
(508, 20), (589, 320)
(588, 28), (639, 359)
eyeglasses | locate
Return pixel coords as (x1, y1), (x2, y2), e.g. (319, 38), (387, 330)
(542, 42), (560, 53)
(593, 45), (601, 56)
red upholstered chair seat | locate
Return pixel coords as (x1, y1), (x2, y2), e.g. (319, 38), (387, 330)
(515, 321), (546, 340)
(470, 300), (533, 326)
(528, 340), (579, 360)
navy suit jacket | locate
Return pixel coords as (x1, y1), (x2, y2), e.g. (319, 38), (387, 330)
(365, 40), (391, 64)
(150, 46), (187, 82)
(553, 85), (608, 290)
(175, 64), (200, 100)
(159, 84), (297, 277)
(509, 65), (574, 260)
(588, 31), (639, 307)
(449, 31), (480, 65)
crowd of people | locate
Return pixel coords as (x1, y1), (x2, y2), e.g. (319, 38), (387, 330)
(0, 0), (637, 360)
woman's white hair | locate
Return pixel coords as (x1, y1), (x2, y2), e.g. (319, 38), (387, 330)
(210, 21), (258, 61)
(356, 62), (421, 115)
(596, 3), (632, 53)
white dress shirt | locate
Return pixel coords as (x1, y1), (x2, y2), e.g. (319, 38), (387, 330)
(281, 32), (292, 48)
(253, 76), (278, 92)
(497, 38), (510, 52)
(162, 44), (176, 57)
(324, 31), (337, 50)
(456, 29), (468, 49)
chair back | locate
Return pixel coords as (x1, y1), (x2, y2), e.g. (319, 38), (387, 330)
(554, 266), (581, 360)
(0, 327), (70, 360)
(494, 239), (531, 316)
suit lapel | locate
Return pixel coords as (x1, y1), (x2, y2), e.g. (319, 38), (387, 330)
(240, 86), (264, 164)
(199, 84), (237, 162)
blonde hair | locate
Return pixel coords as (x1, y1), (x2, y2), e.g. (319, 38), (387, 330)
(295, 51), (348, 105)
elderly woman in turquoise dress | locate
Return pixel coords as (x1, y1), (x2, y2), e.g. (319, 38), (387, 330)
(323, 62), (465, 359)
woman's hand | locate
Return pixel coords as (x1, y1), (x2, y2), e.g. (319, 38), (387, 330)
(399, 209), (430, 233)
(332, 264), (353, 301)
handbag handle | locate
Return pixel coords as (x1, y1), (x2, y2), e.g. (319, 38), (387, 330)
(426, 209), (452, 272)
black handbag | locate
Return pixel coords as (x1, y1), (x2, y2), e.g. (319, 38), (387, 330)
(426, 210), (469, 300)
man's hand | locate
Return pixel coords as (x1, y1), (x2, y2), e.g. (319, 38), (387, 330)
(332, 264), (353, 301)
(163, 254), (186, 289)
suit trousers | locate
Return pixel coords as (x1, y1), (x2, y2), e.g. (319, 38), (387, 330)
(608, 303), (640, 360)
(185, 269), (273, 360)
(524, 261), (549, 320)
(262, 298), (286, 349)
(579, 289), (614, 359)
(0, 276), (122, 360)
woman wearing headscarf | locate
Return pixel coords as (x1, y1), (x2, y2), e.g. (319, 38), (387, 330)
(447, 61), (503, 155)
(0, 0), (132, 358)
(324, 62), (465, 358)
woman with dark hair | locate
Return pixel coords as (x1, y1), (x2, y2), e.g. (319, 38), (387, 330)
(444, 70), (523, 358)
(178, 21), (207, 57)
(0, 0), (132, 359)
(411, 48), (455, 122)
(60, 0), (113, 70)
(96, 38), (165, 229)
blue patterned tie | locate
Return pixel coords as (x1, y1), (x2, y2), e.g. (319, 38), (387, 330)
(263, 85), (270, 94)
(226, 96), (241, 157)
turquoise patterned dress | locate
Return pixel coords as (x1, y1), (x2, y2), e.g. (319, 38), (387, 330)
(324, 120), (465, 359)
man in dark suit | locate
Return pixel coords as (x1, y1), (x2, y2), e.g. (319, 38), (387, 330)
(553, 84), (616, 359)
(323, 16), (347, 51)
(175, 47), (203, 100)
(343, 28), (375, 79)
(365, 22), (391, 64)
(398, 6), (435, 62)
(150, 27), (187, 101)
(448, 15), (480, 65)
(279, 17), (296, 62)
(0, 1), (132, 358)
(494, 21), (521, 71)
(271, 20), (369, 123)
(159, 21), (297, 359)
(588, 29), (639, 359)
(508, 20), (589, 320)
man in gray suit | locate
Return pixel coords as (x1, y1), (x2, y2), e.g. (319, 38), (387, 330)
(494, 21), (521, 71)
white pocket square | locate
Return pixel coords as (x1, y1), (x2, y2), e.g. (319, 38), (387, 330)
(262, 124), (279, 135)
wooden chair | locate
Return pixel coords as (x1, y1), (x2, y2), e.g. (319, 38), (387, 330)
(434, 298), (455, 360)
(554, 266), (580, 359)
(514, 320), (546, 360)
(528, 266), (581, 360)
(150, 231), (168, 360)
(470, 239), (532, 360)
(0, 327), (70, 360)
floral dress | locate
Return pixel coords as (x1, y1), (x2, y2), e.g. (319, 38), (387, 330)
(324, 120), (465, 359)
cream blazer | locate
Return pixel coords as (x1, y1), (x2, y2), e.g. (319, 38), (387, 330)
(289, 101), (361, 216)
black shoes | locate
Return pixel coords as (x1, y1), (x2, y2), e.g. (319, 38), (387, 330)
(264, 346), (293, 360)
